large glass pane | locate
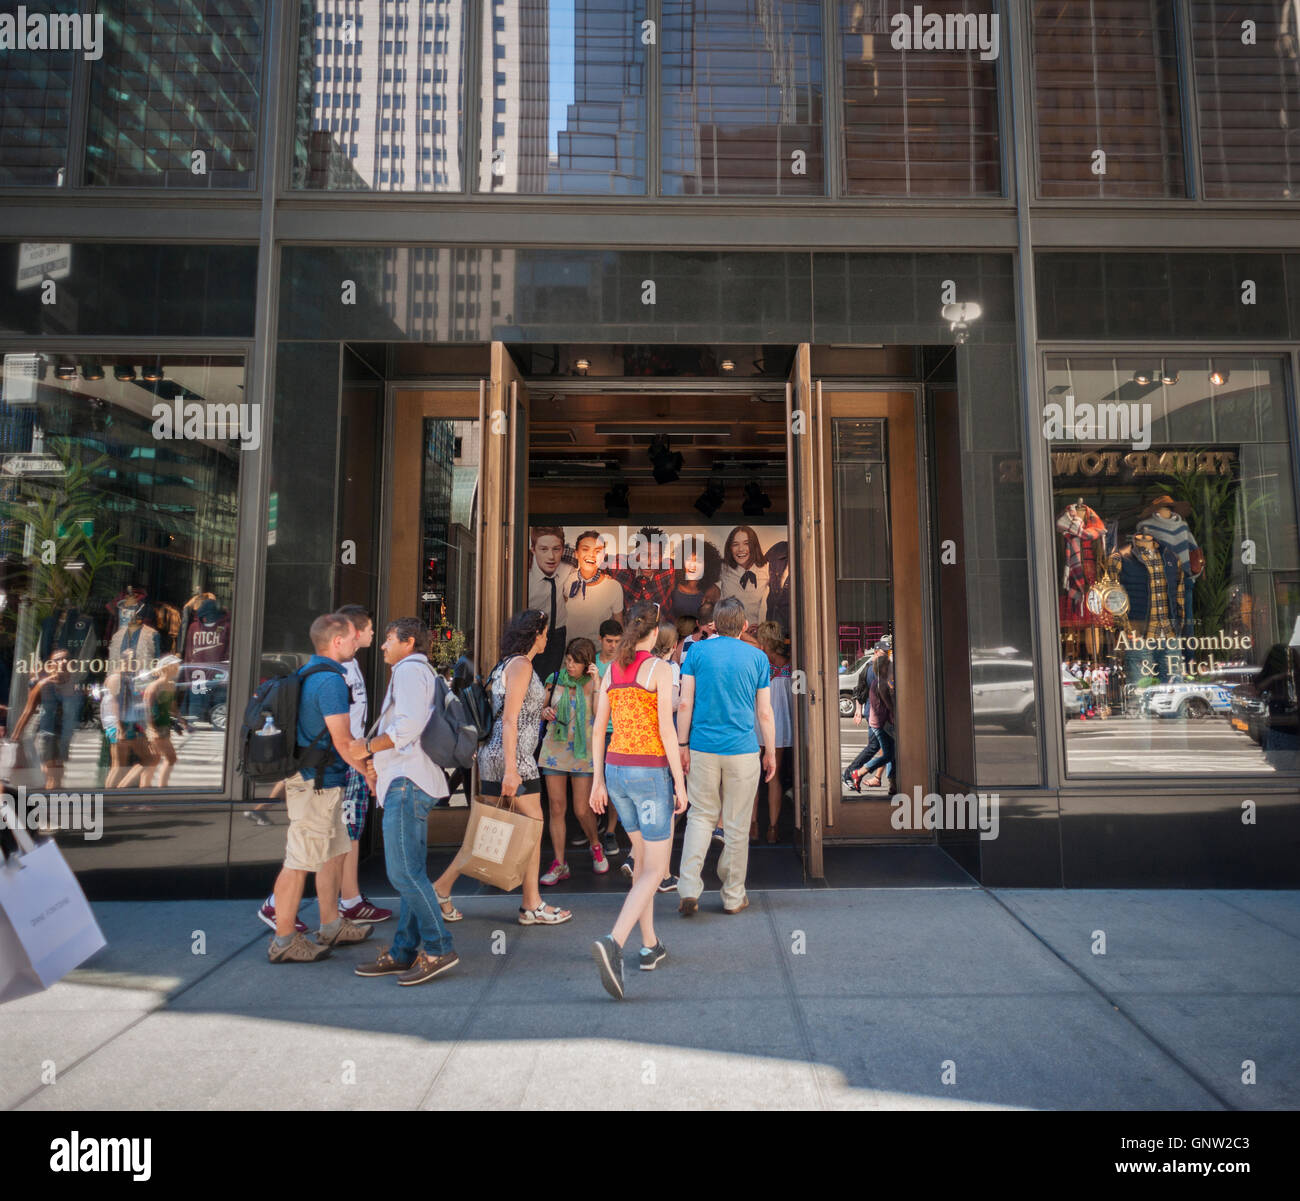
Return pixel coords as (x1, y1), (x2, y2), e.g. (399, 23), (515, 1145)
(1032, 0), (1186, 198)
(832, 419), (895, 796)
(86, 1), (263, 188)
(839, 0), (1001, 197)
(419, 417), (479, 661)
(293, 0), (466, 192)
(1191, 0), (1300, 200)
(0, 0), (76, 186)
(1045, 354), (1299, 775)
(663, 0), (825, 196)
(0, 352), (244, 795)
(477, 0), (647, 193)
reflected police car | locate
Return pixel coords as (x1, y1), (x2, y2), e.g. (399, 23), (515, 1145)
(1137, 678), (1234, 719)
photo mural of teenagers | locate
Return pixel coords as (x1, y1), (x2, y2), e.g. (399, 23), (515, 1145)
(1043, 354), (1300, 776)
(0, 353), (243, 795)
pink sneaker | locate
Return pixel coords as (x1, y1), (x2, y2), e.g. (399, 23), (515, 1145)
(540, 859), (571, 886)
(591, 842), (610, 875)
(340, 897), (393, 924)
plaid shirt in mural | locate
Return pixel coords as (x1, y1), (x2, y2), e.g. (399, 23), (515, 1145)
(609, 562), (676, 612)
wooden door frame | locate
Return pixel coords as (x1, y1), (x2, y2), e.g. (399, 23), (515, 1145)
(818, 387), (932, 839)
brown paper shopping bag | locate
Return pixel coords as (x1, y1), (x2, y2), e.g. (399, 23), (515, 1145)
(449, 795), (543, 892)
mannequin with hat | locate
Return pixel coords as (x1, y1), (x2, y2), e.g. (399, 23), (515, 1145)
(1136, 493), (1203, 639)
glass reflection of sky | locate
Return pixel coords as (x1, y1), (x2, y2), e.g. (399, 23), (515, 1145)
(548, 0), (576, 160)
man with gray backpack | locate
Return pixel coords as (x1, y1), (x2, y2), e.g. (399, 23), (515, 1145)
(350, 618), (460, 985)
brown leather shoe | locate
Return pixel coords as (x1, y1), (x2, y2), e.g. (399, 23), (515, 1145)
(678, 896), (698, 917)
(354, 945), (415, 977)
(723, 897), (750, 915)
(397, 950), (460, 985)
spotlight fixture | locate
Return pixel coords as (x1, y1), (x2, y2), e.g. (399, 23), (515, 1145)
(604, 480), (630, 519)
(574, 358), (590, 376)
(141, 361), (165, 383)
(1160, 366), (1179, 386)
(1209, 366), (1230, 387)
(720, 359), (735, 373)
(648, 434), (684, 484)
(941, 300), (982, 345)
(742, 480), (772, 517)
(81, 362), (104, 382)
(114, 364), (137, 382)
(1132, 369), (1152, 386)
(54, 360), (76, 381)
(694, 478), (725, 519)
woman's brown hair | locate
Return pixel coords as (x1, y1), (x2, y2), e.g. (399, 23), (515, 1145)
(653, 619), (678, 658)
(565, 637), (596, 671)
(615, 601), (662, 667)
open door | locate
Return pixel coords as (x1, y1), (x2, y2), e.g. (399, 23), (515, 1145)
(786, 345), (827, 878)
(477, 342), (530, 671)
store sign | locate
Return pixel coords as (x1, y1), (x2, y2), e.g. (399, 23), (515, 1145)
(2, 453), (66, 477)
(16, 242), (71, 290)
(1, 353), (42, 404)
(998, 448), (1238, 484)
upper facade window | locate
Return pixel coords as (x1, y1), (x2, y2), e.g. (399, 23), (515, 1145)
(0, 0), (77, 186)
(1032, 0), (1187, 198)
(86, 1), (264, 189)
(1191, 0), (1300, 200)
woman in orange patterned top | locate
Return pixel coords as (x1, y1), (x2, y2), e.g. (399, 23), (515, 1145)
(588, 601), (688, 1000)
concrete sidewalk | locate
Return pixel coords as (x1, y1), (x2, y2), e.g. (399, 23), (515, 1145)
(4, 887), (1298, 1110)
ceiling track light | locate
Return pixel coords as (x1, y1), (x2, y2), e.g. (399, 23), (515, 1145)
(81, 362), (104, 382)
(742, 479), (772, 517)
(694, 478), (725, 519)
(54, 359), (77, 381)
(141, 361), (165, 383)
(604, 480), (630, 519)
(648, 433), (684, 484)
(1132, 369), (1152, 386)
(114, 364), (136, 382)
(1208, 365), (1230, 387)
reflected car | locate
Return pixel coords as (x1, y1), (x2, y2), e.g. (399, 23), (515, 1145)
(1229, 672), (1298, 747)
(838, 654), (872, 717)
(1137, 678), (1234, 719)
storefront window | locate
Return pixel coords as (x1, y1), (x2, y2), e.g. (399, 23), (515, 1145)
(662, 0), (824, 196)
(1045, 354), (1298, 775)
(86, 0), (263, 188)
(476, 0), (647, 194)
(1031, 0), (1186, 198)
(0, 0), (76, 186)
(839, 0), (1001, 197)
(0, 352), (244, 793)
(419, 417), (479, 656)
(293, 0), (466, 192)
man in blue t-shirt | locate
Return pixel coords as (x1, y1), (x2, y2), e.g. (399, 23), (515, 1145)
(267, 613), (375, 964)
(676, 597), (775, 915)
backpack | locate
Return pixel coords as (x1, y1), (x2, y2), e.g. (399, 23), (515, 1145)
(238, 661), (338, 786)
(376, 657), (493, 772)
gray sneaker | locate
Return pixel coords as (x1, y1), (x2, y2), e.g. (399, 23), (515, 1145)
(317, 917), (372, 947)
(638, 941), (667, 970)
(268, 933), (331, 963)
(591, 934), (624, 1000)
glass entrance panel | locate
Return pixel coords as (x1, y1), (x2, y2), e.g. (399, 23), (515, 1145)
(417, 417), (479, 672)
(831, 418), (893, 797)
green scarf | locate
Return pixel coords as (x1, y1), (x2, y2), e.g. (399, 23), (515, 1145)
(550, 667), (591, 762)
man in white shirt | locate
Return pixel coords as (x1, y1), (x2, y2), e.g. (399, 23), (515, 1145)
(528, 526), (573, 683)
(351, 617), (459, 986)
(563, 530), (625, 648)
(334, 605), (392, 926)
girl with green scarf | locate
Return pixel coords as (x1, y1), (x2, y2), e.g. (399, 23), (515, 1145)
(539, 637), (605, 884)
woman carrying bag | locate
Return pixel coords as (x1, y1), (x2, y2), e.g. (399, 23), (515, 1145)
(433, 609), (573, 926)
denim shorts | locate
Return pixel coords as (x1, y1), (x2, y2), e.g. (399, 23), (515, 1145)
(604, 763), (674, 843)
(541, 768), (593, 777)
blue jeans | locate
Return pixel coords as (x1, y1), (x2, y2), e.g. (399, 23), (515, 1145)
(381, 777), (454, 959)
(864, 725), (894, 779)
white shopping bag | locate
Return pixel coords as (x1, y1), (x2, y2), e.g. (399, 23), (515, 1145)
(0, 799), (107, 1006)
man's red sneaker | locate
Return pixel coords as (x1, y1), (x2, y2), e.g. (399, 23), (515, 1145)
(257, 902), (307, 934)
(340, 898), (393, 924)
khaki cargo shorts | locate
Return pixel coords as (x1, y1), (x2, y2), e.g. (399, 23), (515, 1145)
(283, 772), (351, 872)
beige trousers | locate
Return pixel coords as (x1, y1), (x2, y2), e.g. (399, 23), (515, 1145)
(677, 749), (762, 910)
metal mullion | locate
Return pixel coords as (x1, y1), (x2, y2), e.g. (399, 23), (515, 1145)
(465, 0), (483, 194)
(821, 0), (840, 199)
(64, 1), (95, 189)
(648, 0), (661, 198)
(1171, 0), (1204, 201)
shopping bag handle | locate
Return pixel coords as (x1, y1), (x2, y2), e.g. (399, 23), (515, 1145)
(0, 795), (36, 864)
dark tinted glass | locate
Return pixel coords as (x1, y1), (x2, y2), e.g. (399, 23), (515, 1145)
(662, 0), (824, 196)
(1032, 0), (1186, 198)
(0, 242), (257, 337)
(839, 0), (1001, 197)
(86, 1), (263, 189)
(1191, 0), (1300, 200)
(477, 0), (646, 194)
(293, 0), (466, 192)
(0, 0), (77, 186)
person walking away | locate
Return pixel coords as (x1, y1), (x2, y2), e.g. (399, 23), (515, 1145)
(537, 636), (605, 883)
(334, 604), (392, 925)
(589, 603), (689, 999)
(591, 618), (624, 856)
(267, 613), (374, 963)
(8, 650), (78, 790)
(844, 644), (887, 789)
(675, 597), (775, 916)
(351, 618), (458, 984)
(857, 654), (896, 791)
(622, 618), (683, 891)
(140, 655), (187, 788)
(752, 622), (792, 842)
(433, 609), (573, 926)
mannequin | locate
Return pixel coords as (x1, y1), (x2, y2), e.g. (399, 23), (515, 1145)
(1056, 499), (1112, 627)
(178, 591), (217, 657)
(108, 597), (160, 674)
(182, 597), (231, 722)
(1136, 493), (1202, 639)
(1109, 533), (1186, 681)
